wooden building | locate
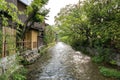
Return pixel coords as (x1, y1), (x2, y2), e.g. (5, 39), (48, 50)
(1, 26), (16, 57)
(0, 0), (45, 57)
(23, 22), (45, 50)
(0, 0), (18, 57)
(16, 0), (45, 50)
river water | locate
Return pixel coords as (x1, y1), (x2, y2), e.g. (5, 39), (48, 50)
(27, 42), (116, 80)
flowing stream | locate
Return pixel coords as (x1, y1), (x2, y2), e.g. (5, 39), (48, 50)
(27, 42), (116, 80)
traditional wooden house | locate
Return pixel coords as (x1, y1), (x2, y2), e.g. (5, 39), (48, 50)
(0, 21), (16, 57)
(0, 0), (45, 57)
(17, 0), (45, 50)
(0, 0), (18, 57)
(24, 22), (45, 50)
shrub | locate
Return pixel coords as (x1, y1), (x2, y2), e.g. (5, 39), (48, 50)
(0, 74), (8, 80)
(39, 46), (48, 56)
(109, 60), (117, 65)
(92, 47), (112, 63)
(92, 56), (104, 63)
(99, 66), (120, 79)
(10, 68), (27, 80)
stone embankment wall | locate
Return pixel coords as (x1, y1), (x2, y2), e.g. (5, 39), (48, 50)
(86, 47), (120, 66)
(19, 49), (40, 64)
(0, 49), (41, 76)
(0, 54), (22, 76)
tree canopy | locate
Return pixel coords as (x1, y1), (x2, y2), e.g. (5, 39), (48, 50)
(55, 0), (120, 53)
(22, 0), (49, 38)
(0, 0), (22, 26)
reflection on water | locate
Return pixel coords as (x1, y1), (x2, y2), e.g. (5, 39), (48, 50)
(36, 42), (115, 80)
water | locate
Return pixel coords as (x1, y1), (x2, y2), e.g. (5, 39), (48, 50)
(28, 42), (116, 80)
(37, 42), (75, 80)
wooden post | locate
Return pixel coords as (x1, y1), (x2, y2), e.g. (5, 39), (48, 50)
(2, 27), (6, 57)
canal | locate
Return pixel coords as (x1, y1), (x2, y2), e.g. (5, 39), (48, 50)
(26, 42), (116, 80)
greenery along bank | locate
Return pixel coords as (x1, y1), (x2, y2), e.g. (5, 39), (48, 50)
(0, 0), (49, 56)
(0, 0), (22, 56)
(55, 0), (120, 62)
(55, 0), (120, 78)
(0, 0), (49, 79)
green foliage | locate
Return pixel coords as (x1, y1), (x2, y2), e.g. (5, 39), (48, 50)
(12, 73), (26, 80)
(109, 60), (117, 65)
(96, 47), (111, 61)
(0, 67), (27, 80)
(0, 0), (22, 26)
(26, 0), (49, 23)
(55, 0), (120, 60)
(44, 26), (56, 45)
(10, 68), (27, 80)
(92, 47), (112, 63)
(39, 43), (55, 56)
(92, 56), (104, 63)
(0, 0), (23, 56)
(0, 74), (8, 80)
(99, 66), (120, 78)
(55, 4), (92, 48)
(39, 46), (48, 56)
(60, 36), (69, 44)
(34, 13), (44, 22)
(84, 0), (120, 50)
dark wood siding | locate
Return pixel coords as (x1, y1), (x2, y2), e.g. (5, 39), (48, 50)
(17, 0), (27, 23)
(17, 0), (27, 11)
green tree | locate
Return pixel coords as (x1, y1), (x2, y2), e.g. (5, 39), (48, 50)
(0, 0), (22, 25)
(83, 0), (120, 50)
(55, 4), (92, 48)
(55, 0), (120, 56)
(44, 26), (56, 45)
(22, 0), (49, 38)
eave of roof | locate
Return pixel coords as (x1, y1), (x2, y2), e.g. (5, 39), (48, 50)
(18, 0), (29, 6)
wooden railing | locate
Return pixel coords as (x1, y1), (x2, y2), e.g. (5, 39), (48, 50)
(17, 41), (38, 51)
(2, 41), (16, 57)
(1, 41), (38, 57)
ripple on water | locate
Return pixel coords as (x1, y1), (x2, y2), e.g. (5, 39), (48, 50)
(35, 42), (116, 80)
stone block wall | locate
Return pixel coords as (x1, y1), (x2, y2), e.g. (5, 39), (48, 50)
(0, 54), (21, 76)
